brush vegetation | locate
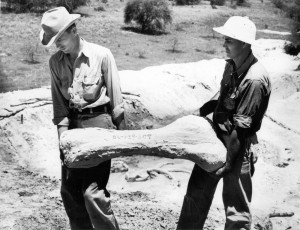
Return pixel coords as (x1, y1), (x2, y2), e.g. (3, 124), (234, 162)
(124, 0), (172, 34)
(271, 0), (300, 22)
(2, 0), (89, 12)
(0, 0), (297, 92)
(271, 0), (300, 53)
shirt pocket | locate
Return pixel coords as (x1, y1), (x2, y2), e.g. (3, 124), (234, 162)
(82, 72), (104, 101)
(223, 96), (235, 110)
(82, 70), (100, 85)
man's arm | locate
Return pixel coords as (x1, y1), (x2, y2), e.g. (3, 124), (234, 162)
(57, 125), (69, 163)
(49, 57), (70, 126)
(117, 119), (126, 130)
(199, 100), (218, 117)
(215, 129), (241, 176)
(102, 49), (126, 129)
(215, 78), (270, 176)
(199, 91), (220, 117)
(57, 125), (69, 140)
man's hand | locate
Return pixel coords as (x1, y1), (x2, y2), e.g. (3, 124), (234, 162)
(117, 119), (126, 130)
(199, 100), (218, 117)
(57, 125), (69, 164)
(215, 129), (241, 177)
(58, 125), (69, 140)
(214, 162), (232, 177)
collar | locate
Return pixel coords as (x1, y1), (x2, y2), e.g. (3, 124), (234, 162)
(225, 51), (255, 78)
(58, 38), (91, 61)
(79, 39), (92, 58)
(58, 50), (65, 61)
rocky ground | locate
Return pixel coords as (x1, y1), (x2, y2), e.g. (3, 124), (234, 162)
(1, 40), (299, 229)
(1, 97), (299, 230)
(0, 156), (190, 230)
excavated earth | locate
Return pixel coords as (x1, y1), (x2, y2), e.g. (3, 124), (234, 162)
(1, 40), (300, 229)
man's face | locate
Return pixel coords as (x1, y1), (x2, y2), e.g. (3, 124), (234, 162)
(223, 36), (245, 59)
(55, 28), (76, 53)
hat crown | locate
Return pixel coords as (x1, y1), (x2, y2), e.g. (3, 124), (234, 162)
(213, 16), (256, 45)
(40, 7), (80, 47)
(222, 16), (256, 43)
(41, 7), (72, 36)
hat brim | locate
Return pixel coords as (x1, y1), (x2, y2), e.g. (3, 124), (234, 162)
(213, 26), (256, 46)
(40, 14), (81, 47)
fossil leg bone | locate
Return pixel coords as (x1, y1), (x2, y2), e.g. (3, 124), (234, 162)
(60, 115), (226, 172)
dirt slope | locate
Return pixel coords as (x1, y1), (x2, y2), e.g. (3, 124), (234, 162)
(1, 40), (300, 229)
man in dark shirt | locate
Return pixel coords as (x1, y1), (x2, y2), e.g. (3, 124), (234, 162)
(40, 7), (124, 229)
(177, 16), (271, 230)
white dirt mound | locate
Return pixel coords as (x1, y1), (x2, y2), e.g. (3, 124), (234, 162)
(1, 39), (300, 229)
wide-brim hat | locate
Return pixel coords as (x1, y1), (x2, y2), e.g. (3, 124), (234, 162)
(213, 16), (256, 45)
(40, 7), (80, 47)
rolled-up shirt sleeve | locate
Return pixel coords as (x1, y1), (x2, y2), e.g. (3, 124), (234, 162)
(49, 57), (70, 126)
(102, 50), (124, 126)
(233, 79), (266, 129)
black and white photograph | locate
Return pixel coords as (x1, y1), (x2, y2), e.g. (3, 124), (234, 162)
(0, 0), (299, 229)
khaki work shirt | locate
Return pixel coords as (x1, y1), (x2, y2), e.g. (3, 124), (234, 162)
(49, 39), (124, 126)
(213, 51), (271, 136)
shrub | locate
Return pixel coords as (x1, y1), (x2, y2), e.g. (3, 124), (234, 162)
(94, 5), (105, 11)
(22, 40), (40, 64)
(55, 0), (90, 12)
(236, 0), (245, 5)
(165, 37), (183, 53)
(175, 0), (201, 5)
(3, 0), (89, 13)
(231, 0), (251, 7)
(272, 0), (283, 9)
(271, 0), (300, 46)
(174, 23), (185, 31)
(283, 42), (300, 56)
(171, 37), (179, 52)
(124, 0), (172, 34)
(4, 0), (52, 13)
(138, 50), (146, 59)
(212, 0), (225, 6)
(271, 0), (300, 22)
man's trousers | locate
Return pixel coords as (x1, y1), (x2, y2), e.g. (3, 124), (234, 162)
(61, 112), (120, 230)
(176, 152), (253, 230)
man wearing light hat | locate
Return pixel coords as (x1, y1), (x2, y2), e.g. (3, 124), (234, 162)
(40, 7), (125, 230)
(177, 16), (271, 229)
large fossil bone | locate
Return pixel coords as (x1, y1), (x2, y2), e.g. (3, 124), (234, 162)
(60, 115), (226, 172)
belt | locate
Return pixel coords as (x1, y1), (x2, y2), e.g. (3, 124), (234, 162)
(72, 104), (110, 114)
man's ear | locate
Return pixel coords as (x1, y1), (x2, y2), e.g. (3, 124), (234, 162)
(243, 43), (250, 49)
(71, 26), (77, 35)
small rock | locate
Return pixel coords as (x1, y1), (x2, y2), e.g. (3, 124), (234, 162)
(0, 52), (12, 57)
(276, 162), (289, 168)
(18, 191), (35, 197)
(126, 211), (135, 217)
(111, 160), (129, 173)
(160, 223), (166, 228)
